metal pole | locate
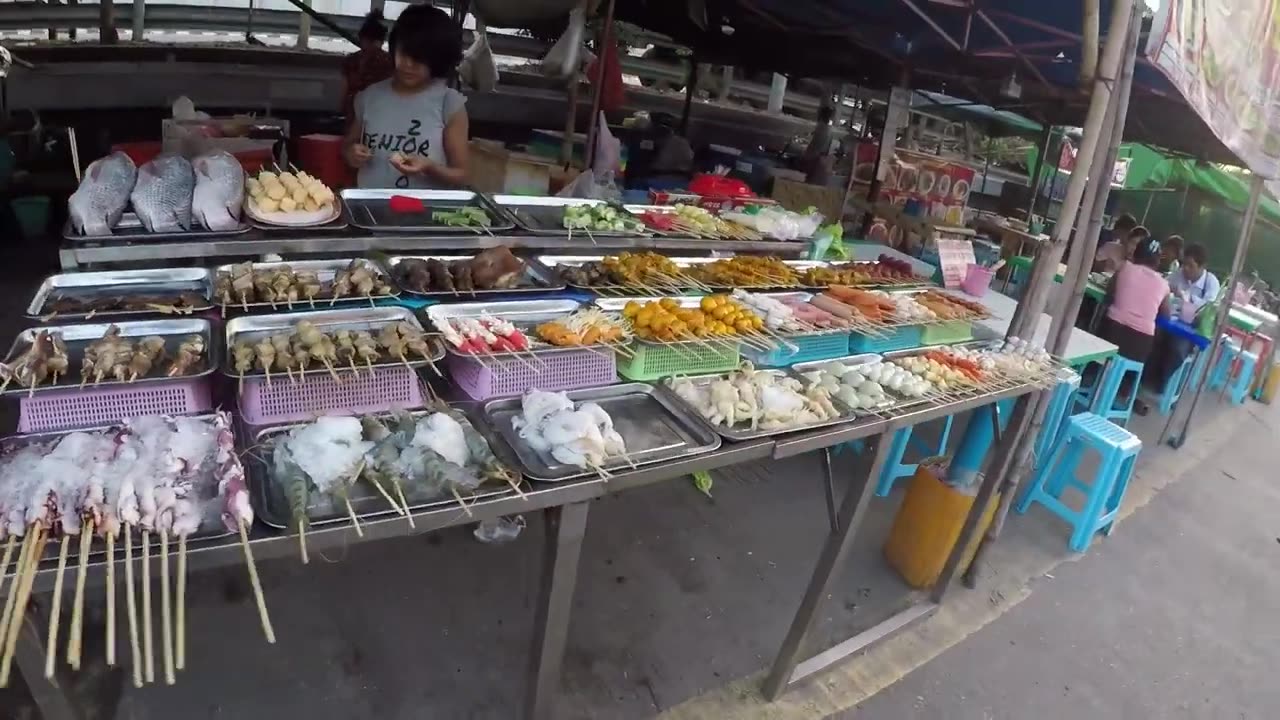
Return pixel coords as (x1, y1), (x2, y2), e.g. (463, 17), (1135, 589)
(1026, 125), (1052, 220)
(583, 0), (616, 172)
(280, 0), (358, 46)
(1168, 175), (1266, 448)
(560, 80), (581, 168)
(296, 0), (312, 49)
(526, 502), (590, 720)
(132, 0), (144, 40)
(100, 0), (117, 43)
(680, 55), (699, 135)
(767, 73), (787, 113)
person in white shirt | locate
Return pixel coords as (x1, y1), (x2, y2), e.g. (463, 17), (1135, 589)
(1154, 242), (1219, 389)
(1166, 243), (1220, 310)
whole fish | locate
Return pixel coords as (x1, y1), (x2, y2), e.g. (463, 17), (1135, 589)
(131, 154), (194, 233)
(67, 152), (136, 236)
(191, 150), (245, 231)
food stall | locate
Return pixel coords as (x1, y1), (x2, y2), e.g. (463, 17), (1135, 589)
(0, 159), (1086, 720)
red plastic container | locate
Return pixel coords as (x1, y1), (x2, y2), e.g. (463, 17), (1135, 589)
(297, 133), (352, 189)
(112, 141), (163, 166)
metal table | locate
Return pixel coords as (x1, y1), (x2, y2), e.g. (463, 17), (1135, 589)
(9, 381), (1043, 720)
(58, 231), (809, 270)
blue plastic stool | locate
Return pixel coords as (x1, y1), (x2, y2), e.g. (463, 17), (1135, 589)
(1034, 370), (1081, 470)
(1207, 340), (1243, 392)
(1079, 356), (1144, 427)
(835, 415), (954, 496)
(1071, 359), (1108, 413)
(1015, 412), (1142, 552)
(1228, 351), (1259, 405)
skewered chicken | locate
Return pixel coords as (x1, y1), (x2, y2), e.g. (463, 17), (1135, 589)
(215, 260), (391, 306)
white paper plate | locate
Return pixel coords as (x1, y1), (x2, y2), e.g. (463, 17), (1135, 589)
(244, 199), (340, 228)
(952, 179), (971, 203)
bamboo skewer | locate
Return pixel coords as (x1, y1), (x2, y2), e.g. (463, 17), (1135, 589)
(176, 533), (187, 671)
(297, 518), (309, 565)
(43, 534), (69, 679)
(106, 531), (116, 668)
(344, 496), (364, 537)
(160, 530), (174, 685)
(68, 522), (92, 671)
(367, 475), (404, 517)
(450, 487), (474, 517)
(142, 530), (154, 684)
(124, 528), (141, 687)
(237, 520), (275, 644)
(0, 525), (43, 687)
(392, 481), (415, 529)
(0, 537), (14, 611)
(0, 532), (32, 656)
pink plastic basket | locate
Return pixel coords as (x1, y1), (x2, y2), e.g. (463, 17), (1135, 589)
(449, 349), (616, 400)
(239, 366), (425, 426)
(961, 264), (995, 297)
(18, 378), (212, 433)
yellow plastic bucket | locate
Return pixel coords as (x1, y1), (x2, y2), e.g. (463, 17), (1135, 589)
(884, 462), (999, 589)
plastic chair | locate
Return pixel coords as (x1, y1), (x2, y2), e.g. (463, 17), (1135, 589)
(1228, 351), (1259, 405)
(1207, 340), (1243, 393)
(1034, 370), (1081, 470)
(1015, 412), (1141, 552)
(1076, 356), (1144, 427)
(835, 415), (955, 497)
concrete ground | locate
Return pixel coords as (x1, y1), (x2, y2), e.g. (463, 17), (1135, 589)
(0, 246), (1274, 720)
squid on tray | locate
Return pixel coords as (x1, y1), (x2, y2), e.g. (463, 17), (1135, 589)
(271, 403), (519, 563)
(666, 362), (843, 432)
(511, 390), (630, 477)
(0, 412), (271, 693)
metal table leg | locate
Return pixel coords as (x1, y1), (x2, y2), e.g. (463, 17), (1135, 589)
(12, 604), (85, 720)
(820, 447), (839, 533)
(525, 501), (590, 720)
(762, 430), (895, 700)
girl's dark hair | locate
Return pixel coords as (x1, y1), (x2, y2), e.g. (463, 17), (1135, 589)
(1163, 234), (1185, 254)
(1131, 236), (1162, 268)
(359, 9), (387, 42)
(389, 5), (463, 79)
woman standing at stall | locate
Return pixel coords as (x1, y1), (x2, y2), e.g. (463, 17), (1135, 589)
(341, 11), (393, 127)
(343, 5), (469, 189)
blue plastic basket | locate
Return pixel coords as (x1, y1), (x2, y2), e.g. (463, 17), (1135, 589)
(849, 325), (923, 354)
(742, 332), (850, 368)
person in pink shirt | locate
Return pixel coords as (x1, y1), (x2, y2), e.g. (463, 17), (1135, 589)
(1099, 237), (1171, 412)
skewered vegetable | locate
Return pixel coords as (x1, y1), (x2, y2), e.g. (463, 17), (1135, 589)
(431, 206), (492, 228)
(562, 204), (646, 234)
(666, 362), (843, 431)
(214, 260), (393, 307)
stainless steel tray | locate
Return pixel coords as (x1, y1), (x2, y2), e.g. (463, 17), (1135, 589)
(483, 383), (721, 482)
(212, 258), (397, 312)
(27, 268), (214, 321)
(1, 414), (237, 545)
(341, 189), (515, 233)
(491, 195), (650, 237)
(789, 354), (911, 414)
(222, 306), (442, 380)
(63, 212), (252, 242)
(245, 409), (521, 529)
(1, 318), (216, 396)
(426, 299), (631, 358)
(535, 255), (704, 295)
(387, 254), (565, 298)
(677, 257), (830, 290)
(657, 368), (862, 441)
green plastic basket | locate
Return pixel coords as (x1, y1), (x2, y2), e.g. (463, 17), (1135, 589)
(921, 321), (974, 346)
(617, 339), (741, 381)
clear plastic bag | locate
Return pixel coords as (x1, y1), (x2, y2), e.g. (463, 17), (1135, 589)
(473, 515), (526, 544)
(458, 20), (500, 93)
(592, 112), (622, 176)
(539, 3), (587, 82)
(556, 168), (621, 202)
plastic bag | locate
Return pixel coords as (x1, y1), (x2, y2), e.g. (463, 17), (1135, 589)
(540, 3), (586, 82)
(808, 223), (848, 260)
(473, 515), (527, 544)
(458, 19), (500, 93)
(592, 112), (621, 176)
(556, 168), (621, 202)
